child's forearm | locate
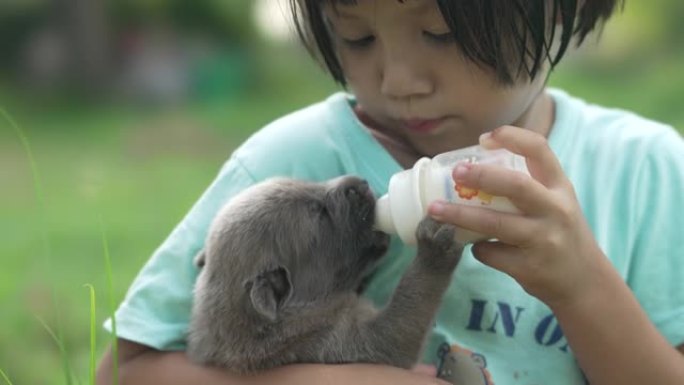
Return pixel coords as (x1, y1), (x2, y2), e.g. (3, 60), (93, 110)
(110, 351), (254, 385)
(96, 343), (254, 385)
(95, 340), (449, 385)
(98, 349), (332, 385)
(551, 254), (684, 385)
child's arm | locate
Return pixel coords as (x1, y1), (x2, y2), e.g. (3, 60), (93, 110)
(548, 261), (684, 384)
(95, 339), (450, 385)
(427, 125), (684, 385)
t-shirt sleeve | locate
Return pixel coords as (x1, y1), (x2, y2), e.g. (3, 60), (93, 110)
(103, 157), (257, 350)
(626, 128), (684, 347)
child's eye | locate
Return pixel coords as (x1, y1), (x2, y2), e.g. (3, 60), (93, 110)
(341, 35), (375, 48)
(423, 31), (455, 44)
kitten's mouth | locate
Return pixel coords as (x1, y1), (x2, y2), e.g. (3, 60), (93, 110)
(355, 185), (377, 225)
(336, 176), (377, 224)
(364, 188), (389, 255)
(360, 206), (374, 223)
(368, 230), (390, 256)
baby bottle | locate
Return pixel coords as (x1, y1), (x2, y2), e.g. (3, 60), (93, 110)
(374, 145), (530, 245)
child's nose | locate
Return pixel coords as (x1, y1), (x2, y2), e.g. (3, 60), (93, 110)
(379, 51), (433, 99)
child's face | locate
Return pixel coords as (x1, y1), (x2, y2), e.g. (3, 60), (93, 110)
(324, 0), (551, 156)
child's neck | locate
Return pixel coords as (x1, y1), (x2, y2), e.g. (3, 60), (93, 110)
(515, 89), (555, 140)
(354, 105), (424, 169)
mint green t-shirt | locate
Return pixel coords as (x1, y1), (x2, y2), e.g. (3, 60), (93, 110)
(105, 89), (684, 384)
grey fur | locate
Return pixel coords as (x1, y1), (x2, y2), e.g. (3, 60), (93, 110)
(187, 176), (463, 373)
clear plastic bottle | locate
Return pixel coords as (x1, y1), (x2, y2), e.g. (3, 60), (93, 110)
(374, 145), (530, 245)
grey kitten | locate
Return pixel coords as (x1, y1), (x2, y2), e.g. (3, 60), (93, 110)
(187, 176), (463, 373)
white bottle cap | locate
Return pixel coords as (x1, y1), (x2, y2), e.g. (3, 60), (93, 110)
(375, 145), (530, 246)
(374, 158), (430, 245)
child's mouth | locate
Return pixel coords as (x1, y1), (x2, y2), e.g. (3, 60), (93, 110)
(402, 118), (446, 134)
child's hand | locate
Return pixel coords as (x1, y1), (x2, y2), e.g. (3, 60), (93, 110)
(427, 125), (607, 308)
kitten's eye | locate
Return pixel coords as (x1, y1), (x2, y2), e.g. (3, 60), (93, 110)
(341, 35), (375, 49)
(423, 31), (455, 44)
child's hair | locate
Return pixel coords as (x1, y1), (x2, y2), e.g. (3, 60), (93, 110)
(290, 0), (623, 85)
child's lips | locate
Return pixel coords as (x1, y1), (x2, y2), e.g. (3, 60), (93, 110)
(402, 118), (446, 133)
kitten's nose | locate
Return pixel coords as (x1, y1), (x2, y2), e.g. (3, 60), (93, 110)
(329, 176), (373, 201)
(345, 179), (369, 198)
(345, 179), (373, 202)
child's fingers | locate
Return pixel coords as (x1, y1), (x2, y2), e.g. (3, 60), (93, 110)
(452, 162), (555, 215)
(428, 201), (538, 245)
(470, 240), (524, 277)
(479, 126), (566, 188)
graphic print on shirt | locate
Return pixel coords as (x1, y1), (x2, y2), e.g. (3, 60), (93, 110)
(465, 299), (570, 353)
(433, 299), (576, 384)
(436, 342), (494, 385)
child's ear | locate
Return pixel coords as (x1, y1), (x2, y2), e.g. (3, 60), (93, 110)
(194, 249), (206, 268)
(244, 266), (292, 321)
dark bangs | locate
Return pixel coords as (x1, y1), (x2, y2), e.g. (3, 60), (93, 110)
(290, 0), (623, 85)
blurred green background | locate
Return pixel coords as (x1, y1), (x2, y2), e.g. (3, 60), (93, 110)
(0, 1), (682, 383)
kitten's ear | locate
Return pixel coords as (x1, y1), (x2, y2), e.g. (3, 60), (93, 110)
(194, 250), (206, 268)
(244, 266), (292, 321)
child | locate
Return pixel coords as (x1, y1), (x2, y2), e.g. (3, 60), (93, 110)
(96, 1), (684, 384)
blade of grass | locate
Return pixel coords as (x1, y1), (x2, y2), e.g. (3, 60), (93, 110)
(2, 107), (73, 385)
(0, 108), (45, 211)
(84, 284), (96, 385)
(35, 315), (78, 384)
(100, 217), (119, 385)
(0, 368), (14, 385)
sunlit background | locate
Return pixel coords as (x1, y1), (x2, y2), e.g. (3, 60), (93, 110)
(1, 1), (682, 383)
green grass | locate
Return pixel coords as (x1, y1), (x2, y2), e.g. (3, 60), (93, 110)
(101, 218), (119, 385)
(35, 315), (77, 385)
(2, 106), (74, 385)
(0, 108), (226, 384)
(0, 52), (336, 383)
(85, 284), (96, 385)
(0, 368), (14, 385)
(549, 51), (684, 130)
(0, 45), (681, 384)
